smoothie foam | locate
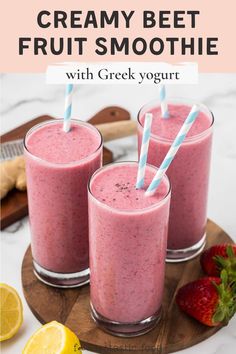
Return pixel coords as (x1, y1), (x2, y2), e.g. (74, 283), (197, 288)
(147, 104), (211, 140)
(90, 164), (168, 210)
(26, 122), (101, 163)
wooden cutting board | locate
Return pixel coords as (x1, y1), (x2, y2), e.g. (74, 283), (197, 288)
(22, 219), (234, 354)
(1, 107), (130, 229)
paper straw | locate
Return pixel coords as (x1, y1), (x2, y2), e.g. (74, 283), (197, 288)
(136, 113), (153, 189)
(145, 104), (200, 196)
(159, 84), (169, 118)
(63, 84), (74, 132)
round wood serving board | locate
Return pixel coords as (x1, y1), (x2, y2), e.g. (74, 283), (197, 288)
(22, 220), (234, 354)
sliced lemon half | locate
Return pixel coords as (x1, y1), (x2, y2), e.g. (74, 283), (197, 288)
(23, 320), (82, 354)
(0, 283), (23, 341)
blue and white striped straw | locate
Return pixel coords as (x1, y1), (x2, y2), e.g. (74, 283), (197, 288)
(63, 84), (74, 132)
(136, 113), (153, 189)
(159, 84), (169, 118)
(145, 104), (200, 196)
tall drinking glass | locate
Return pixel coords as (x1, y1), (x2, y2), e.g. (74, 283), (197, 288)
(88, 162), (171, 336)
(138, 99), (214, 262)
(24, 119), (103, 287)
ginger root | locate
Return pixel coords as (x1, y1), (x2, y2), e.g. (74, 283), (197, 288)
(0, 156), (26, 199)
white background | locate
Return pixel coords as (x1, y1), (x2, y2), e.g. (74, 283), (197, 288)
(1, 73), (236, 353)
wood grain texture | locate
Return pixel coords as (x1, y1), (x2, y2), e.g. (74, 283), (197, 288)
(1, 107), (130, 229)
(22, 219), (234, 354)
(97, 121), (137, 142)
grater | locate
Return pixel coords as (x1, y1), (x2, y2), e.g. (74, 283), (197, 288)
(0, 139), (24, 161)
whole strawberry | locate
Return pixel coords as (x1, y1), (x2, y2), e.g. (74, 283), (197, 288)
(176, 271), (236, 327)
(200, 244), (236, 281)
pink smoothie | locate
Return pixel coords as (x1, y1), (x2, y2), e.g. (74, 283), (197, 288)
(138, 102), (213, 250)
(25, 120), (102, 274)
(88, 163), (171, 323)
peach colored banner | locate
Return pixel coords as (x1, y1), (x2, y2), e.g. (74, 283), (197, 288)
(1, 0), (235, 73)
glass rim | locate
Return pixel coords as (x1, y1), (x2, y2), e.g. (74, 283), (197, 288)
(24, 119), (103, 167)
(137, 98), (214, 144)
(88, 161), (171, 214)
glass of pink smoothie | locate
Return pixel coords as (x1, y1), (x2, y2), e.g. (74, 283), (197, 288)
(138, 99), (214, 262)
(24, 119), (103, 287)
(88, 162), (171, 336)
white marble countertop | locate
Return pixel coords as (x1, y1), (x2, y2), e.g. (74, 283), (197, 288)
(1, 73), (236, 353)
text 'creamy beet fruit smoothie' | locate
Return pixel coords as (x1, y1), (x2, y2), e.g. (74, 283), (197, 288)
(24, 119), (103, 287)
(88, 162), (171, 336)
(138, 99), (213, 262)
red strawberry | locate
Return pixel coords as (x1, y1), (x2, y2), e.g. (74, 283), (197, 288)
(200, 244), (236, 280)
(176, 271), (236, 327)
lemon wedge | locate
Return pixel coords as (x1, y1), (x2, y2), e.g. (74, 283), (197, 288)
(22, 320), (82, 354)
(0, 283), (23, 341)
